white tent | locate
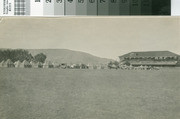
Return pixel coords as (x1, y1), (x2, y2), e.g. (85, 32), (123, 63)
(30, 61), (43, 68)
(0, 60), (5, 67)
(52, 62), (60, 68)
(14, 60), (21, 68)
(20, 60), (31, 68)
(3, 59), (14, 68)
(43, 61), (53, 68)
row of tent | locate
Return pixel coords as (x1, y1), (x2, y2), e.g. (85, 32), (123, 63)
(0, 59), (108, 69)
(0, 59), (43, 68)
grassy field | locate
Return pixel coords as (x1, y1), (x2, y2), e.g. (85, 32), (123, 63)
(0, 68), (180, 119)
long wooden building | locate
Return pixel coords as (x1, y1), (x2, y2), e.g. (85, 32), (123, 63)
(119, 51), (180, 67)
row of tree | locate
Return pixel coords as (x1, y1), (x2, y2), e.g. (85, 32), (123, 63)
(0, 49), (47, 63)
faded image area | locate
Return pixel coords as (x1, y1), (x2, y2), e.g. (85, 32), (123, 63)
(0, 17), (180, 119)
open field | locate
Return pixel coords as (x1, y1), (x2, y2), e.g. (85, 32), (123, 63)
(0, 68), (180, 119)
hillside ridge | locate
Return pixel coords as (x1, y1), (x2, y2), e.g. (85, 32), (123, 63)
(28, 49), (112, 65)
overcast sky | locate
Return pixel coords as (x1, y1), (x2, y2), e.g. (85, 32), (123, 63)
(0, 16), (179, 59)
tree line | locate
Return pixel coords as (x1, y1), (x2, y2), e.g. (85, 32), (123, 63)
(0, 49), (47, 63)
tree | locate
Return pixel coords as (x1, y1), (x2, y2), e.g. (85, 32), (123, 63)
(0, 49), (33, 62)
(113, 61), (119, 67)
(108, 61), (119, 69)
(108, 61), (113, 68)
(34, 53), (47, 63)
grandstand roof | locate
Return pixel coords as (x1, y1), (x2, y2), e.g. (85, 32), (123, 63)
(119, 51), (179, 58)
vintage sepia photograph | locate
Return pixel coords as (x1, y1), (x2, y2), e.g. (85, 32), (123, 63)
(0, 16), (180, 119)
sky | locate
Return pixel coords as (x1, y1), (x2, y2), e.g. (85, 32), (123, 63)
(0, 16), (179, 59)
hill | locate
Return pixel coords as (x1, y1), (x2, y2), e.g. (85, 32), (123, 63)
(28, 49), (112, 65)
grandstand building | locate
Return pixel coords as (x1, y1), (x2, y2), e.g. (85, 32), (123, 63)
(119, 51), (180, 67)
